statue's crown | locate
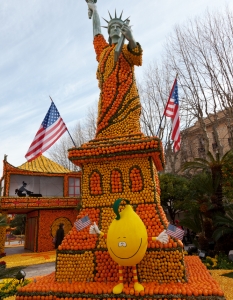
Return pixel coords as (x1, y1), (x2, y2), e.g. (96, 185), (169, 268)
(102, 10), (129, 33)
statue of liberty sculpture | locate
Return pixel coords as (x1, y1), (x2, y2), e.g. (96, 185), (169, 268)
(86, 1), (143, 139)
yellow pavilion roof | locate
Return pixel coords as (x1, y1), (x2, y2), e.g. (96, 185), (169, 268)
(18, 155), (71, 173)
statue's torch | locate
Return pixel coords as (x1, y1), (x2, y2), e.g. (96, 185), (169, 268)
(85, 0), (97, 19)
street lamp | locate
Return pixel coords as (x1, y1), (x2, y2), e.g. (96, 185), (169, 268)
(15, 270), (26, 282)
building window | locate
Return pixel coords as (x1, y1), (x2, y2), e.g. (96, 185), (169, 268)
(129, 166), (144, 192)
(110, 169), (123, 193)
(198, 147), (205, 155)
(228, 137), (233, 147)
(211, 132), (219, 152)
(89, 171), (103, 196)
(212, 142), (218, 151)
(197, 136), (205, 156)
(69, 177), (81, 197)
(181, 151), (188, 162)
(0, 179), (4, 196)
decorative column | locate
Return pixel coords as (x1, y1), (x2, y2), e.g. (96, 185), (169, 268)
(0, 212), (7, 253)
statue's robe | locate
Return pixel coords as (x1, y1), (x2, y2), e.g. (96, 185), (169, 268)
(93, 34), (143, 138)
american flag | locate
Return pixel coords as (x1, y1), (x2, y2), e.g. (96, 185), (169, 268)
(74, 216), (91, 231)
(166, 224), (184, 240)
(25, 102), (67, 161)
(164, 78), (181, 152)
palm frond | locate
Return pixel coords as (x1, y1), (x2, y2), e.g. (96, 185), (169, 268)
(193, 157), (209, 164)
(206, 151), (216, 163)
(0, 215), (7, 227)
(225, 207), (233, 220)
(212, 227), (233, 241)
(181, 161), (209, 171)
(188, 173), (213, 198)
(180, 209), (203, 233)
(224, 203), (233, 211)
(221, 149), (233, 162)
(213, 214), (233, 227)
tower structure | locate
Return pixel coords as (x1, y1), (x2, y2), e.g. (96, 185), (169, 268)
(15, 140), (226, 297)
(56, 11), (186, 280)
(61, 133), (186, 284)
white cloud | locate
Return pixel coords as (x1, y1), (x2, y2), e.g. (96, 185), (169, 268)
(1, 0), (233, 174)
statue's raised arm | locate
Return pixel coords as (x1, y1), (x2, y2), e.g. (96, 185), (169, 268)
(86, 0), (102, 37)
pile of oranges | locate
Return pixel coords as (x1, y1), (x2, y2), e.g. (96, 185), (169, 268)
(57, 208), (100, 252)
(129, 167), (144, 192)
(98, 208), (115, 249)
(17, 256), (224, 299)
(80, 33), (142, 138)
(37, 210), (77, 253)
(89, 171), (103, 196)
(81, 157), (159, 208)
(55, 148), (188, 291)
(94, 251), (136, 284)
(68, 134), (165, 174)
(94, 251), (118, 282)
(110, 169), (123, 193)
(138, 250), (185, 283)
(54, 200), (186, 285)
(0, 226), (6, 253)
(56, 251), (94, 282)
(68, 138), (161, 160)
(92, 34), (141, 137)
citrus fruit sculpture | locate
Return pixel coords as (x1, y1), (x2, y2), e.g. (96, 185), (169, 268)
(15, 2), (225, 299)
(89, 198), (168, 294)
(57, 3), (189, 293)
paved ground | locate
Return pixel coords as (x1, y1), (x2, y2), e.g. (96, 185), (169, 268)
(22, 262), (55, 278)
(4, 244), (55, 278)
(5, 246), (31, 256)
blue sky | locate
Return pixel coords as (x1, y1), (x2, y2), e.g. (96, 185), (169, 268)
(1, 0), (232, 175)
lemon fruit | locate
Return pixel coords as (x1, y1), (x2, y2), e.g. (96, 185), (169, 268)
(107, 199), (148, 266)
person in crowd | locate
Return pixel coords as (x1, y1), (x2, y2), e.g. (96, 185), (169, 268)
(55, 223), (64, 249)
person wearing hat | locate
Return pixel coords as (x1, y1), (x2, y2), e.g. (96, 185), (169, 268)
(54, 223), (64, 249)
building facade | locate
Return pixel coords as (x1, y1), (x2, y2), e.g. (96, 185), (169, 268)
(0, 155), (81, 252)
(165, 109), (233, 173)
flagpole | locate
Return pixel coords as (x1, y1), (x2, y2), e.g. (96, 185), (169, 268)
(156, 73), (178, 137)
(156, 115), (165, 137)
(49, 96), (77, 148)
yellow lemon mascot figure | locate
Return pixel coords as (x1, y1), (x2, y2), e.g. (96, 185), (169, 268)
(89, 198), (169, 294)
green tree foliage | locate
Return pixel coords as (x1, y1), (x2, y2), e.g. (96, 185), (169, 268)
(159, 173), (189, 224)
(10, 215), (26, 235)
(179, 173), (213, 247)
(179, 206), (203, 235)
(179, 172), (233, 253)
(182, 150), (233, 214)
(186, 172), (216, 218)
(187, 172), (213, 201)
(222, 151), (233, 201)
(0, 277), (30, 298)
(0, 215), (7, 227)
(212, 204), (233, 241)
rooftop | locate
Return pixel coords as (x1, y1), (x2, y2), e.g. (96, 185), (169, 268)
(17, 155), (71, 173)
